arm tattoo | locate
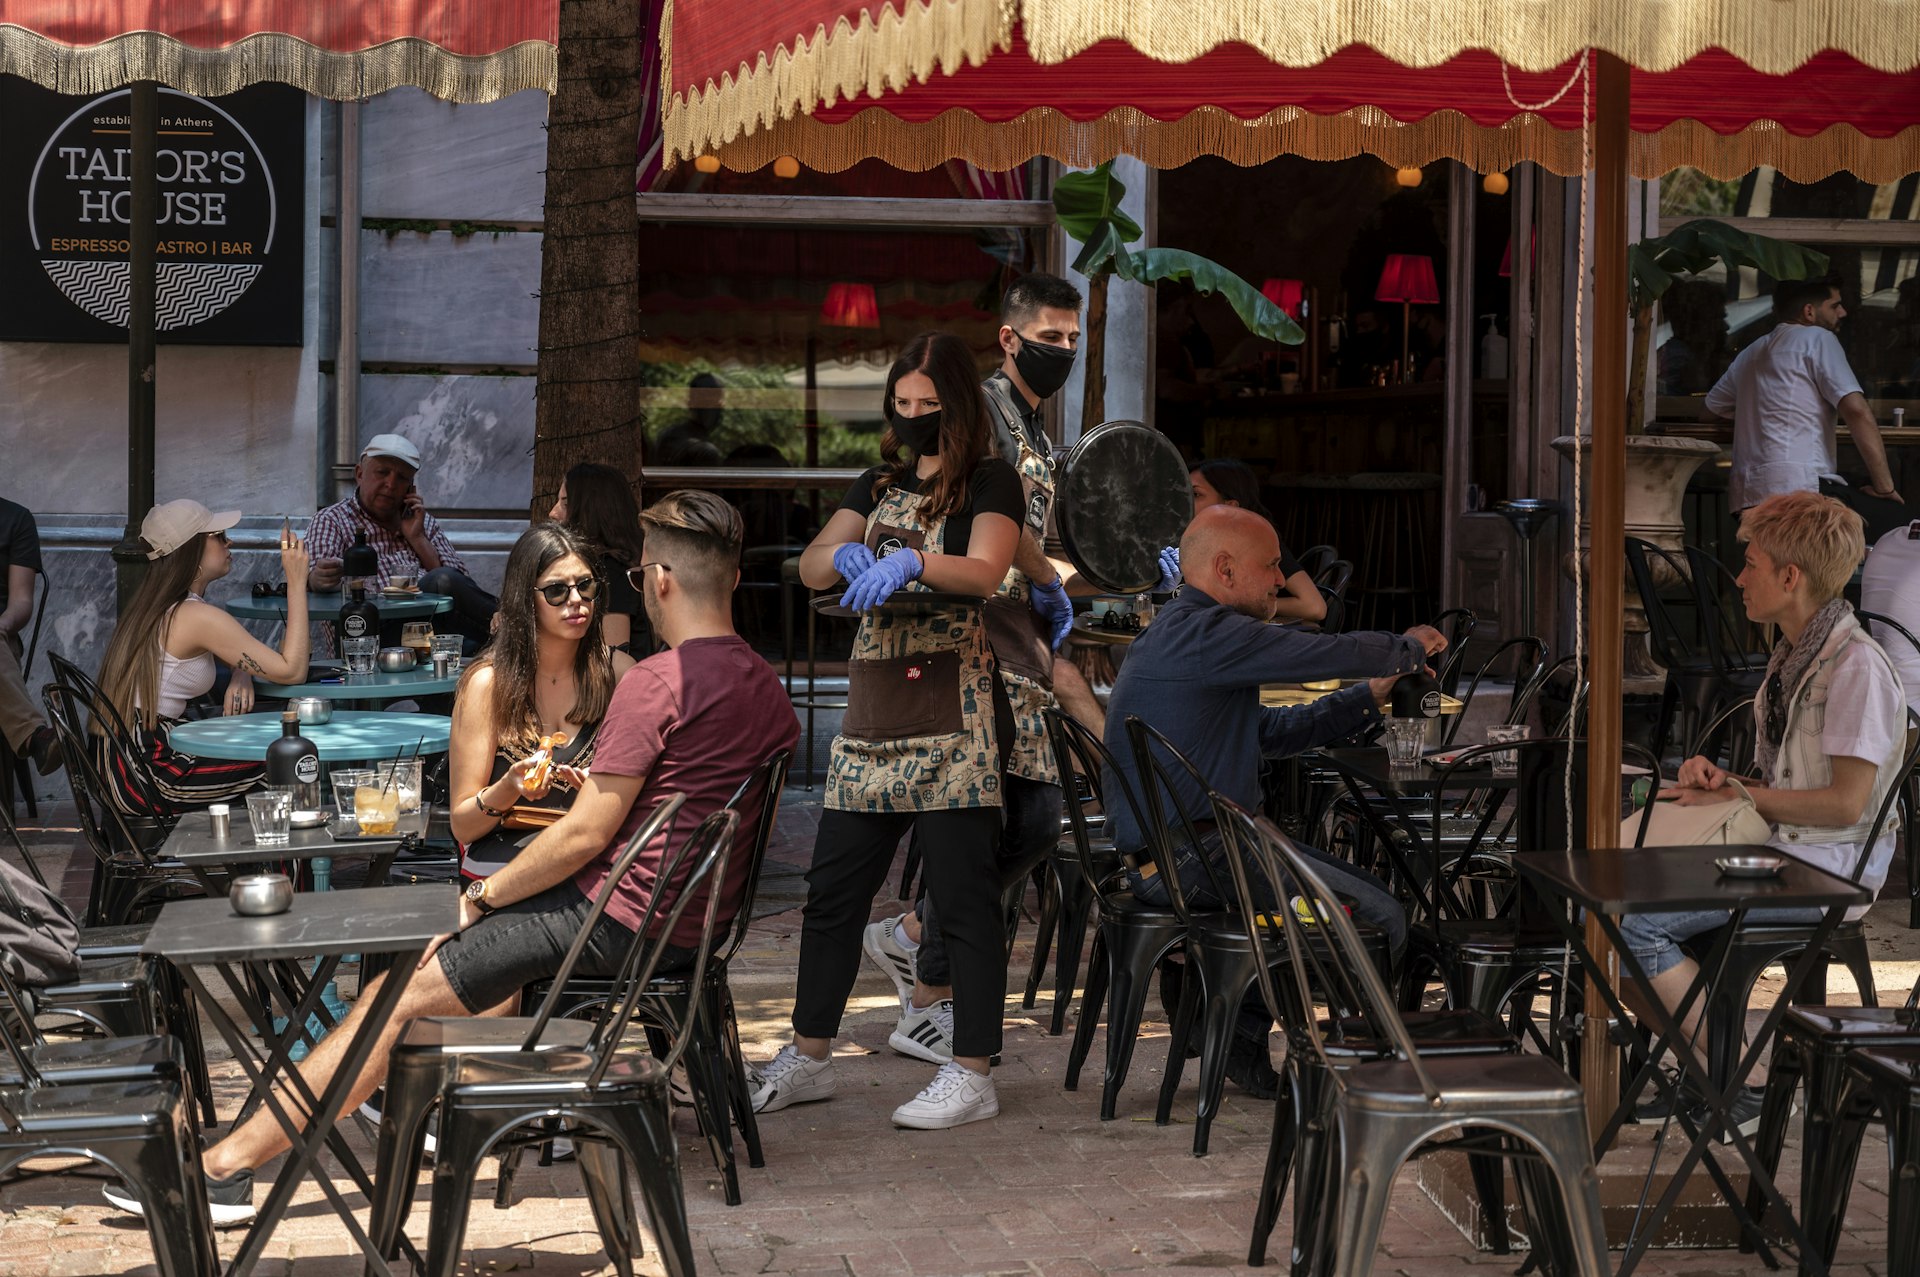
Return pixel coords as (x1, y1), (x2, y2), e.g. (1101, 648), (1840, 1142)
(237, 653), (265, 675)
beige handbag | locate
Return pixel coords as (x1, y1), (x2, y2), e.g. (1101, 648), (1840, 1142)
(1620, 776), (1772, 848)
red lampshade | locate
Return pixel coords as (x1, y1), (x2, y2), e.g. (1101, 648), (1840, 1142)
(820, 282), (879, 328)
(1375, 254), (1439, 305)
(1260, 278), (1305, 320)
(1498, 230), (1539, 278)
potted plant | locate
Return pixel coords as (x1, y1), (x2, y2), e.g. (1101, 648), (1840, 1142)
(1052, 162), (1303, 428)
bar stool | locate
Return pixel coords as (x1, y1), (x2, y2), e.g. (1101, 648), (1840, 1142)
(1350, 473), (1440, 631)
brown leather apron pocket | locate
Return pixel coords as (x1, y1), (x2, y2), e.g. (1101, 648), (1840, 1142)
(867, 520), (927, 559)
(844, 650), (964, 740)
(984, 595), (1053, 686)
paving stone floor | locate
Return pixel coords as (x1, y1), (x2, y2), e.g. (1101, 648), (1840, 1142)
(1, 792), (1909, 1275)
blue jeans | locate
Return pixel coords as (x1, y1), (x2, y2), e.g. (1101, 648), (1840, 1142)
(1614, 906), (1824, 979)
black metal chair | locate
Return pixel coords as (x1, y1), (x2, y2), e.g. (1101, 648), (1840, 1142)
(1812, 1042), (1920, 1275)
(1437, 636), (1549, 748)
(1858, 609), (1920, 927)
(0, 983), (217, 1277)
(0, 568), (47, 819)
(1236, 811), (1610, 1277)
(1625, 537), (1765, 763)
(365, 794), (688, 1265)
(1426, 608), (1480, 695)
(1314, 560), (1355, 634)
(421, 809), (735, 1277)
(1043, 709), (1187, 1121)
(518, 751), (793, 1206)
(1295, 545), (1337, 582)
(1128, 716), (1393, 1156)
(1021, 767), (1109, 1035)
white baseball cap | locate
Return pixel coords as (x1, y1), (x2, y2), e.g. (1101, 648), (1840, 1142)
(360, 433), (422, 470)
(141, 499), (241, 559)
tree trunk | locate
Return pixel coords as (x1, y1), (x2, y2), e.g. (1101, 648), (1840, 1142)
(1625, 301), (1653, 436)
(1080, 273), (1109, 429)
(529, 0), (645, 517)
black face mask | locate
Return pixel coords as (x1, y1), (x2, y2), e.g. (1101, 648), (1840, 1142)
(1013, 333), (1076, 400)
(890, 407), (942, 456)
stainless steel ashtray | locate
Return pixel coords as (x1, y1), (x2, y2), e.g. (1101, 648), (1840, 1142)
(230, 872), (295, 916)
(1715, 853), (1786, 878)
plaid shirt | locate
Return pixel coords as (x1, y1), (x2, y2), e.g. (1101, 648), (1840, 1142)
(307, 496), (466, 587)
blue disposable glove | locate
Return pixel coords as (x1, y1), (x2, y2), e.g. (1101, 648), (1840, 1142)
(833, 542), (877, 583)
(1030, 574), (1074, 652)
(1155, 545), (1181, 593)
(840, 547), (923, 611)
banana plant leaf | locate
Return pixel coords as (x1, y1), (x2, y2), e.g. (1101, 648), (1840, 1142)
(1052, 161), (1142, 250)
(1629, 219), (1829, 307)
(1113, 246), (1305, 344)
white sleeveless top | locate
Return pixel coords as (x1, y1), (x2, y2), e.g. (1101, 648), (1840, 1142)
(150, 595), (217, 720)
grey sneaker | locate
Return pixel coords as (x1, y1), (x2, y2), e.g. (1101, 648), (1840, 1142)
(889, 998), (955, 1064)
(892, 1061), (999, 1130)
(862, 914), (918, 1011)
(750, 1044), (836, 1114)
(105, 1167), (256, 1228)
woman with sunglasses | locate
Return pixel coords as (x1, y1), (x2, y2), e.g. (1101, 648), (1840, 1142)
(753, 332), (1023, 1132)
(449, 523), (635, 878)
(95, 499), (312, 816)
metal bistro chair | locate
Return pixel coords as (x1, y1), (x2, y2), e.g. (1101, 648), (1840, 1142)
(0, 981), (217, 1277)
(1314, 559), (1355, 634)
(0, 568), (48, 819)
(1209, 797), (1524, 1271)
(1021, 765), (1113, 1035)
(1426, 608), (1480, 697)
(1043, 709), (1188, 1121)
(421, 809), (735, 1277)
(1857, 609), (1920, 927)
(1294, 545), (1337, 584)
(518, 751), (793, 1206)
(365, 794), (688, 1267)
(1127, 716), (1392, 1156)
(1813, 1041), (1920, 1275)
(1247, 814), (1610, 1277)
(1624, 538), (1765, 764)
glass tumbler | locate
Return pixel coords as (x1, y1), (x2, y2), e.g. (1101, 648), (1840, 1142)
(246, 786), (293, 847)
(1486, 723), (1531, 776)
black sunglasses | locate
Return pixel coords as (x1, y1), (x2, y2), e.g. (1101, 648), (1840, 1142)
(535, 576), (600, 605)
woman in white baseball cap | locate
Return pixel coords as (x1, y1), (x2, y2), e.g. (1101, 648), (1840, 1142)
(94, 500), (313, 816)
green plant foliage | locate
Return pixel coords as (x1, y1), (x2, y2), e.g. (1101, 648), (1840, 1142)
(1116, 247), (1305, 344)
(1052, 163), (1143, 248)
(1629, 219), (1830, 307)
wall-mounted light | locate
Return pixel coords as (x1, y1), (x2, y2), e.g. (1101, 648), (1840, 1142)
(1394, 166), (1424, 188)
(1483, 170), (1510, 195)
(773, 155), (801, 179)
(694, 154), (721, 174)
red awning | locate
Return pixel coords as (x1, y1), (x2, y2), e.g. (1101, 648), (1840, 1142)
(0, 1), (557, 100)
(664, 6), (1920, 181)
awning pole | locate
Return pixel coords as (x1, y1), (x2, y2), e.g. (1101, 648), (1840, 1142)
(1582, 51), (1630, 1136)
(113, 81), (159, 614)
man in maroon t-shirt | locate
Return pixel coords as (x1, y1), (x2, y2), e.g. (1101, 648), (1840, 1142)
(123, 491), (798, 1228)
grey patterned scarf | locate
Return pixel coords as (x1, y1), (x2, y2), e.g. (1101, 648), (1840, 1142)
(1755, 597), (1852, 781)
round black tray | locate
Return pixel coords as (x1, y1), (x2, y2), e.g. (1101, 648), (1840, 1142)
(811, 590), (985, 619)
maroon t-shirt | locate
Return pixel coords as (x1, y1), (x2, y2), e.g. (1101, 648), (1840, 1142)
(575, 636), (800, 946)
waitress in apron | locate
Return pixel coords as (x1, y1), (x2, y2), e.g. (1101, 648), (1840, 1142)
(753, 332), (1023, 1130)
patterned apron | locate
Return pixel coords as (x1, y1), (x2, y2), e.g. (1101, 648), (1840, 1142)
(981, 379), (1062, 786)
(824, 482), (1003, 813)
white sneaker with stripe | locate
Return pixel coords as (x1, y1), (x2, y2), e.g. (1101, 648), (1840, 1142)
(888, 998), (955, 1064)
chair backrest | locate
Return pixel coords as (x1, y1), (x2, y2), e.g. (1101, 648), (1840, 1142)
(1240, 810), (1446, 1104)
(1440, 635), (1549, 746)
(1515, 655), (1589, 737)
(41, 683), (163, 870)
(522, 792), (687, 1041)
(1295, 544), (1337, 581)
(1042, 707), (1153, 898)
(712, 749), (792, 967)
(1858, 608), (1920, 671)
(1685, 695), (1757, 776)
(1684, 545), (1769, 676)
(19, 570), (47, 676)
(1209, 794), (1334, 1036)
(1855, 706), (1920, 879)
(47, 652), (169, 823)
(1125, 715), (1237, 923)
(1427, 608), (1480, 694)
(583, 808), (737, 1087)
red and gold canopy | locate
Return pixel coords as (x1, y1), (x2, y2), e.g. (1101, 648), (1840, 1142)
(663, 0), (1920, 181)
(0, 1), (557, 101)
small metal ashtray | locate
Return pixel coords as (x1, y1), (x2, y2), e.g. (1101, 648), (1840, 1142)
(229, 872), (295, 916)
(377, 646), (415, 672)
(290, 696), (333, 725)
(1715, 853), (1786, 878)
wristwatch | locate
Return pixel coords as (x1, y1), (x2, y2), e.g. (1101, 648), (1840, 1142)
(463, 878), (495, 915)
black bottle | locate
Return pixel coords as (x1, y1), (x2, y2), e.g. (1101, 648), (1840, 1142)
(1390, 666), (1442, 719)
(265, 710), (323, 816)
(343, 530), (379, 588)
(339, 584), (380, 644)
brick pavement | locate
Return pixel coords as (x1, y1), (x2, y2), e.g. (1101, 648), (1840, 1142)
(0, 795), (1904, 1275)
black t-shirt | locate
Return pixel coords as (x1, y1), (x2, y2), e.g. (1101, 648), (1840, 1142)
(0, 499), (42, 615)
(1279, 543), (1304, 581)
(596, 552), (641, 619)
(840, 458), (1024, 557)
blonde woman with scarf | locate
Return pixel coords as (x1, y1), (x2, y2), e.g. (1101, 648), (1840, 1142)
(1620, 490), (1907, 1136)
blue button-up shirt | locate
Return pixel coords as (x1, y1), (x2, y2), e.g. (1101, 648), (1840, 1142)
(1102, 588), (1425, 854)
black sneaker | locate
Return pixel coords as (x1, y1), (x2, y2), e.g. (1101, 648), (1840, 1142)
(1717, 1085), (1767, 1143)
(104, 1166), (255, 1227)
(1226, 1041), (1281, 1100)
(1633, 1068), (1707, 1122)
(26, 725), (61, 776)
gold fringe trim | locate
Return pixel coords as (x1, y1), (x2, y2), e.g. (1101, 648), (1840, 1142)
(663, 0), (1012, 162)
(0, 26), (555, 102)
(1027, 0), (1920, 74)
(698, 102), (1920, 184)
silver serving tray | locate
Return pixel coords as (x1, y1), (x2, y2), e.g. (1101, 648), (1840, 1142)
(1715, 853), (1786, 878)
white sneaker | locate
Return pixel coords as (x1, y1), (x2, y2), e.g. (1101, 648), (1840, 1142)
(358, 1098), (437, 1156)
(892, 1061), (999, 1130)
(888, 998), (955, 1064)
(862, 914), (918, 1011)
(750, 1044), (836, 1114)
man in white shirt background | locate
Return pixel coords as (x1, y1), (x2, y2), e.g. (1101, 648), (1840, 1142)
(1860, 518), (1920, 717)
(1705, 274), (1906, 539)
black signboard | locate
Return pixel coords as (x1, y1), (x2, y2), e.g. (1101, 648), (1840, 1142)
(0, 78), (305, 345)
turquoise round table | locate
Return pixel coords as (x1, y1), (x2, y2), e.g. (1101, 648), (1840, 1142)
(167, 711), (450, 762)
(224, 591), (453, 621)
(258, 668), (461, 701)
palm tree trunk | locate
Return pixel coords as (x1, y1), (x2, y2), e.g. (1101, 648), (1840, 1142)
(1625, 301), (1654, 435)
(530, 0), (645, 516)
(1079, 273), (1109, 429)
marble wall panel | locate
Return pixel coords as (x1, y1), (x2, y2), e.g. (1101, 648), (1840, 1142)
(356, 374), (537, 512)
(357, 229), (541, 367)
(361, 89), (548, 223)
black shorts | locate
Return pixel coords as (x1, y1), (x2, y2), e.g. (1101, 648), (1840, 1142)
(434, 879), (695, 1013)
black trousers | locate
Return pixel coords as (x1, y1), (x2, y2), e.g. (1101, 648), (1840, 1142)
(794, 805), (1006, 1058)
